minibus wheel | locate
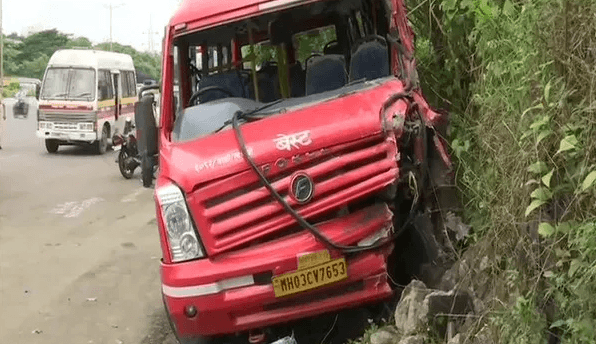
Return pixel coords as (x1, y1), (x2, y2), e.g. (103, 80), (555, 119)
(95, 124), (109, 154)
(45, 139), (59, 154)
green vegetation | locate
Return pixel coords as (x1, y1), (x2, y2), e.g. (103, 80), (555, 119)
(2, 29), (161, 81)
(408, 0), (596, 342)
(1, 80), (21, 98)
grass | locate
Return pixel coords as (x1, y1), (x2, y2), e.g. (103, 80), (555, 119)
(404, 0), (596, 342)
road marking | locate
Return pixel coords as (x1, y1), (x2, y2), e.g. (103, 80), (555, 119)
(121, 188), (146, 203)
(49, 198), (104, 218)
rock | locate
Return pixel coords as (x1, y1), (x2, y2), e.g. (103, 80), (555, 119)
(444, 212), (471, 241)
(370, 329), (399, 344)
(479, 256), (489, 272)
(447, 333), (461, 344)
(472, 325), (496, 344)
(397, 335), (425, 344)
(423, 288), (475, 338)
(425, 289), (475, 317)
(395, 280), (478, 339)
(394, 280), (431, 335)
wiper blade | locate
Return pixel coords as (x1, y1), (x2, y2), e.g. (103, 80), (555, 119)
(213, 99), (284, 133)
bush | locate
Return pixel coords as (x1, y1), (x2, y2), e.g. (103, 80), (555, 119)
(409, 0), (596, 342)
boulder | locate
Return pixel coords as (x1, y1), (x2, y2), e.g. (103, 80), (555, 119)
(394, 280), (477, 338)
(369, 328), (399, 344)
(394, 280), (431, 335)
(447, 333), (461, 344)
(397, 335), (425, 344)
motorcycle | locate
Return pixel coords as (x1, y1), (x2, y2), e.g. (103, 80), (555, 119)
(112, 118), (141, 179)
(13, 91), (29, 119)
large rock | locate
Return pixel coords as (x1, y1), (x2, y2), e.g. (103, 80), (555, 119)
(447, 333), (461, 344)
(369, 328), (399, 344)
(395, 280), (477, 338)
(397, 335), (425, 344)
(394, 280), (431, 335)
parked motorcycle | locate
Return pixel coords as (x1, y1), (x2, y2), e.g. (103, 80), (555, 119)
(112, 118), (140, 179)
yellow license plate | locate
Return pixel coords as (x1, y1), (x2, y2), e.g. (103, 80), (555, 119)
(272, 258), (348, 298)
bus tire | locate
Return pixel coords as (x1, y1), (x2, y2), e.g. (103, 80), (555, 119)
(95, 124), (109, 155)
(45, 139), (59, 153)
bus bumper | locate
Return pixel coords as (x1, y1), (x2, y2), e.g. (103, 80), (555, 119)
(36, 129), (98, 143)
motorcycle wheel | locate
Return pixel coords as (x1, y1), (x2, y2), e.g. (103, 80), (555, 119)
(118, 149), (135, 179)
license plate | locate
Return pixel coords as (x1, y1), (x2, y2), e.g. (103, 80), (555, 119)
(272, 258), (348, 298)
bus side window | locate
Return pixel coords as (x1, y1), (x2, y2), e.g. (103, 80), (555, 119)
(98, 70), (113, 101)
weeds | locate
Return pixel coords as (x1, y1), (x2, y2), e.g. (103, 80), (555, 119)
(406, 0), (596, 342)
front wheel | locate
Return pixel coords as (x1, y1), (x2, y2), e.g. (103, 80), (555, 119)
(95, 125), (109, 155)
(118, 149), (135, 179)
(45, 139), (59, 153)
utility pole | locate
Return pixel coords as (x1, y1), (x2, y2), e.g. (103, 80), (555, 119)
(142, 14), (159, 55)
(1, 0), (4, 98)
(103, 3), (124, 51)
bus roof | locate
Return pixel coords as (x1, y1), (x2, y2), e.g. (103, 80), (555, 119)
(169, 0), (321, 34)
(47, 49), (135, 71)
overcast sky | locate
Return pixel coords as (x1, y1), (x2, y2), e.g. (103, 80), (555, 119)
(3, 0), (183, 53)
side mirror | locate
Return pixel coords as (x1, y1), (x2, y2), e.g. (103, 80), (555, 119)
(35, 84), (41, 100)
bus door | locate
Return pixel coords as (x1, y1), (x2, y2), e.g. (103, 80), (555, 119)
(111, 70), (123, 133)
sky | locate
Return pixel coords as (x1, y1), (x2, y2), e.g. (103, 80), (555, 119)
(2, 0), (183, 53)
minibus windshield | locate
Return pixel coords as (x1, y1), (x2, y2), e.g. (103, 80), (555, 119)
(41, 68), (96, 101)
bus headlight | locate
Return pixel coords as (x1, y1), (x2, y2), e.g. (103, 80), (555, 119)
(156, 184), (206, 262)
(78, 123), (94, 131)
(39, 122), (53, 130)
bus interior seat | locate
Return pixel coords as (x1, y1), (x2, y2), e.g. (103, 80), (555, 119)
(197, 70), (251, 103)
(305, 54), (348, 96)
(348, 36), (390, 82)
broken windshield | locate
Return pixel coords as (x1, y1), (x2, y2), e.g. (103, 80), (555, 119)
(41, 68), (96, 100)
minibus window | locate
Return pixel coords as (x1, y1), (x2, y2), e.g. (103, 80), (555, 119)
(98, 70), (114, 101)
(40, 68), (70, 99)
(68, 69), (96, 100)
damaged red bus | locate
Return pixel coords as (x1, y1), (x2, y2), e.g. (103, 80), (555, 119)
(139, 0), (458, 343)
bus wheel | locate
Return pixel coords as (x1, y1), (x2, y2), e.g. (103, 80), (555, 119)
(95, 124), (109, 155)
(45, 139), (59, 154)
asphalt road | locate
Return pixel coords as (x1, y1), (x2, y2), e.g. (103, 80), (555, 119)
(0, 99), (177, 344)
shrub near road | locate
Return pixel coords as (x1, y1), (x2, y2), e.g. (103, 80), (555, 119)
(407, 0), (596, 342)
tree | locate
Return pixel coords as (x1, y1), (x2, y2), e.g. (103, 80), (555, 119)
(2, 31), (162, 81)
(3, 40), (22, 77)
(95, 42), (161, 80)
(17, 29), (70, 62)
(67, 37), (93, 49)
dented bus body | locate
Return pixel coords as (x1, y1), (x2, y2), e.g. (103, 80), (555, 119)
(149, 0), (456, 342)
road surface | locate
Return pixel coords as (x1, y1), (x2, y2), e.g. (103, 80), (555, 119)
(0, 99), (177, 344)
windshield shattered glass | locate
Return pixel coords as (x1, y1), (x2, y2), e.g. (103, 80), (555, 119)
(41, 68), (96, 100)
